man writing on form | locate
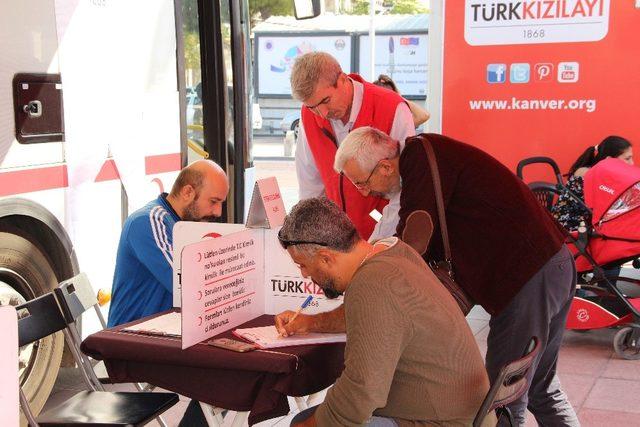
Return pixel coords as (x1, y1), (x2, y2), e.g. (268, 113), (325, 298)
(277, 197), (491, 426)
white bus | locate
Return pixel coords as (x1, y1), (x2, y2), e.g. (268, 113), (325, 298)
(1, 0), (255, 416)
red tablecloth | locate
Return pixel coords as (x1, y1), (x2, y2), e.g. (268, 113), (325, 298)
(81, 311), (345, 425)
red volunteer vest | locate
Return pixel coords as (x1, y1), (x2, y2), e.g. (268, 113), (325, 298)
(301, 73), (405, 239)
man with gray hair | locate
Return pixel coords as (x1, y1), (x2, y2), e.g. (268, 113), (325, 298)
(290, 51), (415, 242)
(331, 127), (580, 427)
(276, 197), (491, 427)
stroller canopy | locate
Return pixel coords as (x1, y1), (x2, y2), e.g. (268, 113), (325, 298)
(584, 158), (640, 224)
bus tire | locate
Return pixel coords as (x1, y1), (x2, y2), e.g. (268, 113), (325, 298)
(0, 231), (63, 418)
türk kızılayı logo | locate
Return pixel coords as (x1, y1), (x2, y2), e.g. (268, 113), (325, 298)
(465, 0), (610, 46)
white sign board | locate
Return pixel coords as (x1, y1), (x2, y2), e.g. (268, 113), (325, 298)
(358, 34), (428, 97)
(180, 229), (264, 349)
(178, 227), (342, 349)
(246, 177), (286, 229)
(172, 222), (246, 307)
(257, 35), (352, 95)
(464, 0), (610, 46)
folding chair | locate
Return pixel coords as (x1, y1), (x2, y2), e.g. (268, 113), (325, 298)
(54, 273), (170, 426)
(17, 292), (179, 426)
(473, 337), (541, 427)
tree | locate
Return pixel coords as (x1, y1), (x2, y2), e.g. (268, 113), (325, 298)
(346, 0), (427, 15)
(249, 0), (294, 22)
(388, 0), (428, 14)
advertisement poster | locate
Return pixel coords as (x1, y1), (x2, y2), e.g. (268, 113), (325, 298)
(358, 34), (428, 97)
(257, 35), (352, 95)
(442, 0), (640, 180)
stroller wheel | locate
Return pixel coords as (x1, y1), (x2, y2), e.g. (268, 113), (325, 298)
(613, 327), (640, 360)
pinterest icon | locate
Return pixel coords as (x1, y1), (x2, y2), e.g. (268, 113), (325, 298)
(534, 63), (554, 82)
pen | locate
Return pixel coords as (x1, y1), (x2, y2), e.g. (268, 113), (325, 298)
(289, 295), (313, 324)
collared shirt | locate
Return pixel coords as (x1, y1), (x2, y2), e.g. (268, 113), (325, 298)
(295, 78), (415, 241)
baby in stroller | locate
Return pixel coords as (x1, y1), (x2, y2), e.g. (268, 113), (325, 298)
(518, 138), (640, 359)
(552, 135), (633, 231)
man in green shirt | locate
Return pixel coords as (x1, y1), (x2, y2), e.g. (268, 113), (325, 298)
(276, 197), (492, 427)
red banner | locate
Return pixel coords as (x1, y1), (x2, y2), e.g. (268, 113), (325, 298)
(442, 0), (640, 181)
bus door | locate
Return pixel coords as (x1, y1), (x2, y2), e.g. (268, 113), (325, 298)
(181, 0), (254, 223)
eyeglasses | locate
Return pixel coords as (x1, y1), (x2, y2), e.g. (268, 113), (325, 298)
(277, 228), (330, 250)
(277, 228), (357, 250)
(351, 160), (384, 190)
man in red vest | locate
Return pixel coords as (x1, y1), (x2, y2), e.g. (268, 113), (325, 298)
(290, 52), (415, 240)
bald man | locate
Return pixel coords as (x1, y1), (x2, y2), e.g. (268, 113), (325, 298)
(107, 160), (229, 327)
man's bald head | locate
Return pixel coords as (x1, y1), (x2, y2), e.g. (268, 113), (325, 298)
(170, 160), (226, 197)
(168, 160), (229, 222)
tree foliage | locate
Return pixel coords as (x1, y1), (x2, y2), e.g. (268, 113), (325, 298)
(347, 0), (427, 15)
(249, 0), (294, 22)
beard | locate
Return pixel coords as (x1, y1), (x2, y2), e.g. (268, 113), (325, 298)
(370, 181), (401, 200)
(312, 273), (342, 299)
(368, 190), (388, 198)
(182, 200), (217, 222)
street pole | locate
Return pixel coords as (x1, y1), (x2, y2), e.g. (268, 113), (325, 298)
(369, 0), (375, 81)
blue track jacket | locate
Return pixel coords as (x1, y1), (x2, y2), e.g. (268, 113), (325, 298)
(107, 193), (180, 327)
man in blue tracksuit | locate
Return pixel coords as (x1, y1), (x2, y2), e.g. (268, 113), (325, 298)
(107, 160), (229, 427)
(108, 159), (229, 327)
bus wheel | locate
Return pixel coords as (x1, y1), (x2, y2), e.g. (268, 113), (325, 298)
(0, 231), (63, 418)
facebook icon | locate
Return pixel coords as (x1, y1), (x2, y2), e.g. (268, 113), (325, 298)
(487, 64), (506, 83)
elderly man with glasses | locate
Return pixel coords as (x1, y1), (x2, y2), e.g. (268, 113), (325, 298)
(291, 52), (415, 242)
(330, 127), (580, 427)
(276, 197), (491, 427)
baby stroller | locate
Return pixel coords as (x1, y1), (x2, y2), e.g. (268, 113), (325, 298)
(517, 157), (640, 359)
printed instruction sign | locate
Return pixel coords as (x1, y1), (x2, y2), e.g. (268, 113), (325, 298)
(173, 222), (246, 307)
(180, 229), (264, 349)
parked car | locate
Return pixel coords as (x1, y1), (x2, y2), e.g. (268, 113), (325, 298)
(252, 103), (263, 130)
(280, 111), (300, 141)
(186, 93), (201, 126)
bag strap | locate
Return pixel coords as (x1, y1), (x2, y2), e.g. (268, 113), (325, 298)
(420, 137), (454, 275)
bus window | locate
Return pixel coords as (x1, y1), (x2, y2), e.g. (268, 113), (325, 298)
(182, 0), (207, 162)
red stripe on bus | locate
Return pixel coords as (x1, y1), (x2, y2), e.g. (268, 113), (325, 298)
(145, 153), (181, 175)
(0, 153), (180, 196)
(0, 165), (68, 196)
